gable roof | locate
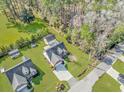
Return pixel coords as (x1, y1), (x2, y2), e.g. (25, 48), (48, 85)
(5, 58), (37, 84)
(8, 49), (19, 55)
(12, 73), (28, 90)
(22, 66), (30, 76)
(30, 67), (37, 76)
(44, 42), (67, 66)
(57, 47), (63, 55)
(45, 42), (66, 58)
(50, 52), (63, 65)
(43, 34), (55, 43)
(45, 42), (66, 56)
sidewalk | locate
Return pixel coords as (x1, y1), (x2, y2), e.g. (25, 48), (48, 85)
(118, 55), (124, 62)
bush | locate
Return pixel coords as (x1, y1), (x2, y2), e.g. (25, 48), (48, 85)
(56, 81), (70, 92)
(107, 31), (124, 49)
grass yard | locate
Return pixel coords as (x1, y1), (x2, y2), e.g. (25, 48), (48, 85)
(92, 73), (121, 92)
(0, 14), (96, 91)
(0, 73), (13, 92)
(0, 12), (95, 80)
(113, 59), (124, 74)
(0, 14), (30, 47)
(49, 28), (95, 80)
(0, 14), (46, 47)
(0, 42), (59, 92)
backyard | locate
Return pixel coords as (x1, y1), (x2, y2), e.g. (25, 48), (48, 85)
(0, 14), (30, 47)
(92, 73), (121, 92)
(0, 13), (96, 91)
(113, 59), (124, 74)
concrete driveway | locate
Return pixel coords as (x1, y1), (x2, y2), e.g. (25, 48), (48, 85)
(69, 54), (119, 92)
(53, 64), (73, 81)
(69, 43), (124, 92)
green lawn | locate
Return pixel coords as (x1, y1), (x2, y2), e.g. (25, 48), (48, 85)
(92, 73), (121, 92)
(21, 42), (59, 92)
(113, 59), (124, 74)
(49, 28), (95, 79)
(0, 42), (59, 92)
(0, 14), (95, 91)
(0, 14), (30, 47)
(0, 14), (45, 47)
(0, 74), (13, 92)
(0, 38), (93, 91)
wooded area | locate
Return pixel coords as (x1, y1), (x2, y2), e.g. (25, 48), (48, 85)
(2, 0), (124, 59)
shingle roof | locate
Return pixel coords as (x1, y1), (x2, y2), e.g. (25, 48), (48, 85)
(6, 58), (37, 84)
(22, 66), (30, 76)
(12, 73), (28, 90)
(43, 34), (55, 43)
(8, 49), (19, 55)
(50, 52), (63, 65)
(57, 47), (63, 55)
(45, 42), (67, 57)
(45, 42), (67, 66)
(30, 67), (37, 76)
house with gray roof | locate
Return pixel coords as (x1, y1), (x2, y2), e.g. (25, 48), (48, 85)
(43, 41), (68, 68)
(12, 73), (28, 92)
(8, 49), (20, 59)
(43, 34), (59, 46)
(5, 57), (38, 92)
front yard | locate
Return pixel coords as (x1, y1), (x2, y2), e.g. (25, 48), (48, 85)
(113, 59), (124, 74)
(92, 73), (121, 92)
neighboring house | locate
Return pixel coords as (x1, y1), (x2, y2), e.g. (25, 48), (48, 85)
(8, 49), (20, 59)
(12, 73), (28, 92)
(43, 34), (59, 46)
(43, 42), (68, 69)
(118, 74), (124, 84)
(5, 57), (38, 92)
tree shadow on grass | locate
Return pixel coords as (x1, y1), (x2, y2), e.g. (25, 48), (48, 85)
(0, 56), (6, 64)
(6, 18), (47, 33)
(32, 65), (45, 85)
(20, 46), (32, 51)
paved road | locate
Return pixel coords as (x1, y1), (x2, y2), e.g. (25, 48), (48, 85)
(69, 51), (122, 91)
(69, 43), (124, 92)
(69, 62), (111, 92)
